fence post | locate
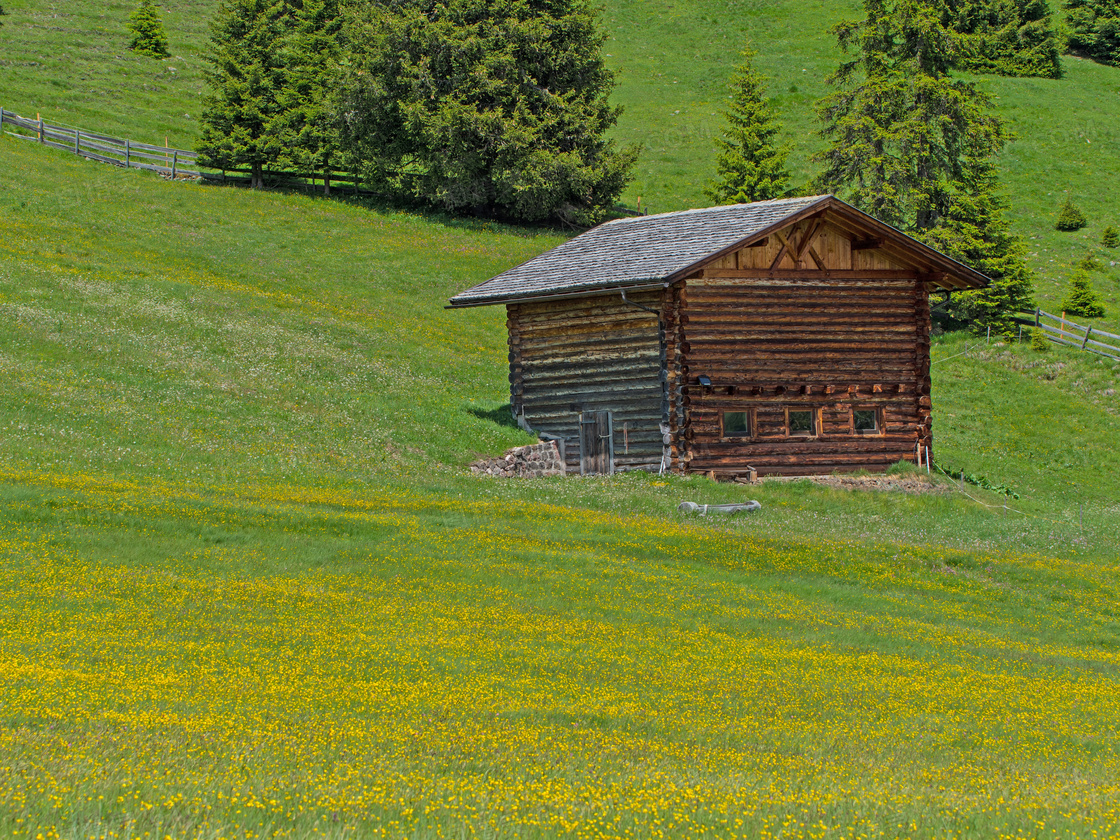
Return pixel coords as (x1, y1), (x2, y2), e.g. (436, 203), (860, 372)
(1035, 308), (1040, 328)
(75, 129), (80, 155)
(0, 108), (5, 130)
(1082, 326), (1093, 350)
(125, 139), (131, 169)
(171, 150), (178, 179)
(38, 114), (44, 143)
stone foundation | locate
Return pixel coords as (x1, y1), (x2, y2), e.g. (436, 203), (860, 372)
(470, 441), (564, 478)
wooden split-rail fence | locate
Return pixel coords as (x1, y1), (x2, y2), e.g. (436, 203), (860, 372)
(1, 107), (201, 177)
(0, 107), (371, 195)
(1031, 308), (1120, 362)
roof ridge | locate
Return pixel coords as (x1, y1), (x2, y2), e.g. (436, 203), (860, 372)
(604, 194), (833, 226)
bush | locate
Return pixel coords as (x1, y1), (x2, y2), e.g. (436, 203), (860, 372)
(1103, 225), (1119, 248)
(945, 0), (1062, 78)
(1061, 269), (1106, 318)
(128, 0), (170, 58)
(1056, 199), (1087, 231)
(1065, 0), (1120, 67)
(1029, 327), (1049, 352)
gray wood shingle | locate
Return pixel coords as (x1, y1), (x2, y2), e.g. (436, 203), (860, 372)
(449, 195), (830, 307)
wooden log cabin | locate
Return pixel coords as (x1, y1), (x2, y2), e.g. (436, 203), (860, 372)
(449, 195), (988, 478)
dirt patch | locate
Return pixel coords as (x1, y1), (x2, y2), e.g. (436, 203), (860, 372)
(759, 474), (952, 495)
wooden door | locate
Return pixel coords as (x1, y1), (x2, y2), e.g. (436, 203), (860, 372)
(579, 411), (614, 476)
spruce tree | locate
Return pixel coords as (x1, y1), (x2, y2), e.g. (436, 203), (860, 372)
(1103, 225), (1119, 247)
(1056, 198), (1087, 231)
(274, 0), (344, 194)
(816, 0), (1034, 335)
(1065, 0), (1120, 67)
(1029, 326), (1049, 351)
(336, 0), (638, 224)
(705, 47), (790, 205)
(1061, 269), (1106, 318)
(197, 0), (293, 189)
(128, 0), (170, 57)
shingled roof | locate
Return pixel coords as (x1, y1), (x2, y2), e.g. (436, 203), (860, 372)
(448, 195), (987, 307)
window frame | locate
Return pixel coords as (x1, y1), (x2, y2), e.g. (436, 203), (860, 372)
(720, 409), (754, 439)
(784, 406), (819, 438)
(851, 406), (884, 436)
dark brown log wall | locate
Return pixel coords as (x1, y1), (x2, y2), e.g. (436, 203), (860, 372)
(508, 291), (667, 472)
(678, 275), (931, 476)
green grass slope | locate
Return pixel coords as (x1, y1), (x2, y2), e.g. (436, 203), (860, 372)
(3, 0), (1118, 327)
(4, 2), (1120, 836)
(3, 135), (1120, 836)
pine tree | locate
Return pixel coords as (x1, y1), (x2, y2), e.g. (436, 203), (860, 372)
(1065, 0), (1120, 67)
(815, 0), (1034, 334)
(128, 0), (170, 57)
(336, 0), (638, 224)
(274, 0), (344, 194)
(1061, 269), (1106, 317)
(1102, 225), (1119, 247)
(1029, 326), (1049, 351)
(943, 0), (1062, 78)
(1056, 198), (1087, 231)
(197, 0), (294, 189)
(705, 47), (790, 205)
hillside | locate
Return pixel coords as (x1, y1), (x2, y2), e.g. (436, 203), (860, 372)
(4, 132), (1120, 837)
(3, 1), (1120, 837)
(2, 0), (1119, 327)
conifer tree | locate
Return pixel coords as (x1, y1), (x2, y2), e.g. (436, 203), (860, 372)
(1029, 326), (1049, 351)
(1061, 269), (1106, 317)
(1103, 225), (1119, 247)
(816, 0), (1034, 335)
(274, 0), (344, 193)
(1056, 198), (1087, 231)
(197, 0), (293, 189)
(705, 48), (790, 205)
(336, 0), (638, 224)
(1065, 0), (1120, 67)
(128, 0), (170, 58)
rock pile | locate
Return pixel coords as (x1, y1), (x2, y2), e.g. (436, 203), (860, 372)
(470, 441), (564, 478)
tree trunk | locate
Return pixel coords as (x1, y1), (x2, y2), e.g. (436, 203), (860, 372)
(324, 167), (331, 197)
(252, 161), (263, 189)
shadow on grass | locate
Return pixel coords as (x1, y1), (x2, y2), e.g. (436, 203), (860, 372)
(467, 403), (520, 429)
(197, 177), (581, 238)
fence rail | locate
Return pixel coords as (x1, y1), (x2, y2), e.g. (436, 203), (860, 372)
(0, 107), (375, 196)
(1030, 308), (1120, 361)
(1, 107), (200, 177)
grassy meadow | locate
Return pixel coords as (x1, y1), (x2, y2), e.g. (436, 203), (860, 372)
(2, 0), (1120, 837)
(2, 0), (1118, 326)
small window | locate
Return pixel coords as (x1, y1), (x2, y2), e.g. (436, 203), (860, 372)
(853, 408), (880, 434)
(788, 409), (815, 437)
(723, 411), (751, 437)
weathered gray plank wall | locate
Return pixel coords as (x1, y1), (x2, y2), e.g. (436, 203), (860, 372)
(508, 291), (665, 472)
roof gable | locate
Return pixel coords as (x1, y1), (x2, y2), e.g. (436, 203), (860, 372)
(449, 196), (988, 307)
